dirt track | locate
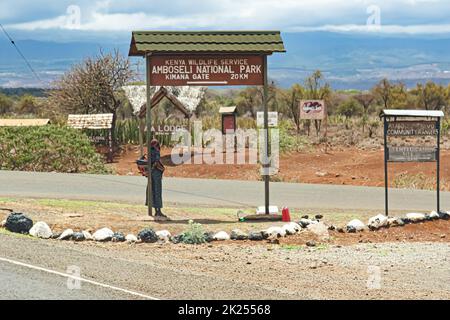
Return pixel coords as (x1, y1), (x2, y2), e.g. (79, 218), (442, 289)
(1, 230), (449, 299)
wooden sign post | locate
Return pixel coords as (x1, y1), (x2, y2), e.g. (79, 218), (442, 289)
(299, 100), (328, 152)
(129, 31), (285, 216)
(381, 109), (444, 216)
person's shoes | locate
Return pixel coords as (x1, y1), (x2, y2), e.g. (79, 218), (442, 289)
(155, 211), (170, 221)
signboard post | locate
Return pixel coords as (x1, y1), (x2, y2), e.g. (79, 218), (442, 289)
(381, 110), (444, 216)
(129, 31), (285, 216)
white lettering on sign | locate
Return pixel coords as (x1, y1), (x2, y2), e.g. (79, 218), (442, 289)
(150, 55), (264, 86)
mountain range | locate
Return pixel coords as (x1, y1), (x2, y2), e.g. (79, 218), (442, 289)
(1, 32), (450, 90)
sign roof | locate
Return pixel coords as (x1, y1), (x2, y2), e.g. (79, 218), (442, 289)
(381, 109), (444, 118)
(67, 114), (114, 129)
(129, 31), (285, 56)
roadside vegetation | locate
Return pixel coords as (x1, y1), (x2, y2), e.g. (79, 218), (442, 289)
(1, 49), (450, 177)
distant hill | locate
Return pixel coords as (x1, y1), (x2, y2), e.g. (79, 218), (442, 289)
(0, 87), (48, 97)
(1, 32), (450, 90)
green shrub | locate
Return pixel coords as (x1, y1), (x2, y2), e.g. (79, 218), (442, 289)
(181, 220), (206, 244)
(0, 125), (109, 174)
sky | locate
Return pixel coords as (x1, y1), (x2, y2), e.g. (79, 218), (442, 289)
(1, 0), (450, 89)
(2, 0), (450, 39)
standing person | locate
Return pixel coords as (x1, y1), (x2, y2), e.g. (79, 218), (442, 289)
(145, 139), (168, 221)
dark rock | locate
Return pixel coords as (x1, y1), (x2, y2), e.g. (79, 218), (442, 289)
(346, 225), (357, 233)
(51, 232), (62, 239)
(328, 225), (336, 231)
(424, 215), (433, 221)
(230, 229), (248, 241)
(306, 240), (316, 247)
(315, 214), (324, 220)
(204, 232), (214, 243)
(5, 212), (33, 234)
(439, 212), (450, 220)
(112, 232), (126, 242)
(72, 232), (85, 242)
(260, 230), (269, 239)
(170, 234), (184, 244)
(337, 227), (345, 233)
(248, 231), (264, 241)
(137, 228), (158, 243)
(301, 215), (309, 219)
(402, 217), (412, 224)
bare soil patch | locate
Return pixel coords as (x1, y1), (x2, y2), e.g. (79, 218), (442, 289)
(113, 145), (450, 190)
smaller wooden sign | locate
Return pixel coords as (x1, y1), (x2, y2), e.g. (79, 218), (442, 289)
(299, 100), (326, 120)
(387, 146), (437, 163)
(222, 114), (236, 134)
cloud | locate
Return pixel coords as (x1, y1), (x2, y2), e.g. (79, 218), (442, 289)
(3, 0), (450, 35)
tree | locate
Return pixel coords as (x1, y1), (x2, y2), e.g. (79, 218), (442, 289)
(0, 93), (13, 114)
(337, 98), (363, 120)
(16, 94), (37, 114)
(50, 50), (134, 149)
(354, 93), (375, 115)
(372, 78), (392, 109)
(280, 84), (304, 134)
(412, 81), (447, 110)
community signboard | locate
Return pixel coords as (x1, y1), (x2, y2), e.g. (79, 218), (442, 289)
(381, 109), (444, 215)
(150, 55), (264, 86)
(299, 100), (326, 120)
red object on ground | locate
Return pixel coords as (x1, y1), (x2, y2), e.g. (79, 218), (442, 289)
(282, 207), (291, 222)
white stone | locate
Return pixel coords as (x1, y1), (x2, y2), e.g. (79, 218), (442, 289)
(346, 219), (366, 231)
(429, 211), (439, 219)
(265, 226), (286, 238)
(1, 219), (6, 228)
(58, 229), (74, 240)
(156, 230), (171, 241)
(92, 228), (114, 241)
(307, 222), (330, 240)
(406, 213), (426, 222)
(126, 234), (138, 243)
(213, 231), (230, 241)
(368, 214), (388, 230)
(282, 222), (301, 235)
(29, 221), (52, 239)
(387, 217), (401, 227)
(82, 231), (93, 241)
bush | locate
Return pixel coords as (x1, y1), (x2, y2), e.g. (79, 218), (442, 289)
(337, 99), (363, 119)
(0, 125), (109, 173)
(181, 220), (206, 244)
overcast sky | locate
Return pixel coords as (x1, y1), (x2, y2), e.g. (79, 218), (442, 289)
(2, 0), (450, 40)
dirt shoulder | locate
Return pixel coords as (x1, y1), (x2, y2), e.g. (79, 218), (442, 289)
(113, 145), (450, 190)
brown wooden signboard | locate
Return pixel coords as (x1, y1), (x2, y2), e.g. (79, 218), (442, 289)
(299, 100), (326, 120)
(387, 146), (437, 162)
(149, 55), (264, 86)
(386, 121), (437, 136)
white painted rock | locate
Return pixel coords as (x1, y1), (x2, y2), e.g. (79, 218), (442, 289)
(387, 217), (404, 227)
(368, 214), (388, 230)
(307, 222), (330, 240)
(265, 226), (286, 238)
(29, 221), (53, 239)
(213, 231), (230, 241)
(93, 228), (114, 241)
(156, 230), (171, 241)
(1, 219), (7, 228)
(126, 234), (138, 243)
(282, 222), (301, 235)
(58, 229), (74, 240)
(429, 211), (440, 219)
(406, 213), (426, 222)
(346, 219), (366, 232)
(82, 231), (93, 241)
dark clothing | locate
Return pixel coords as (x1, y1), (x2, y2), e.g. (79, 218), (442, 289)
(145, 146), (163, 209)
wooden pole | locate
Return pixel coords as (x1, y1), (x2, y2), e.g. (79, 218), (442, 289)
(146, 54), (153, 216)
(263, 55), (270, 215)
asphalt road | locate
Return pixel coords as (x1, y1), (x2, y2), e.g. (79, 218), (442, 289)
(0, 170), (449, 211)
